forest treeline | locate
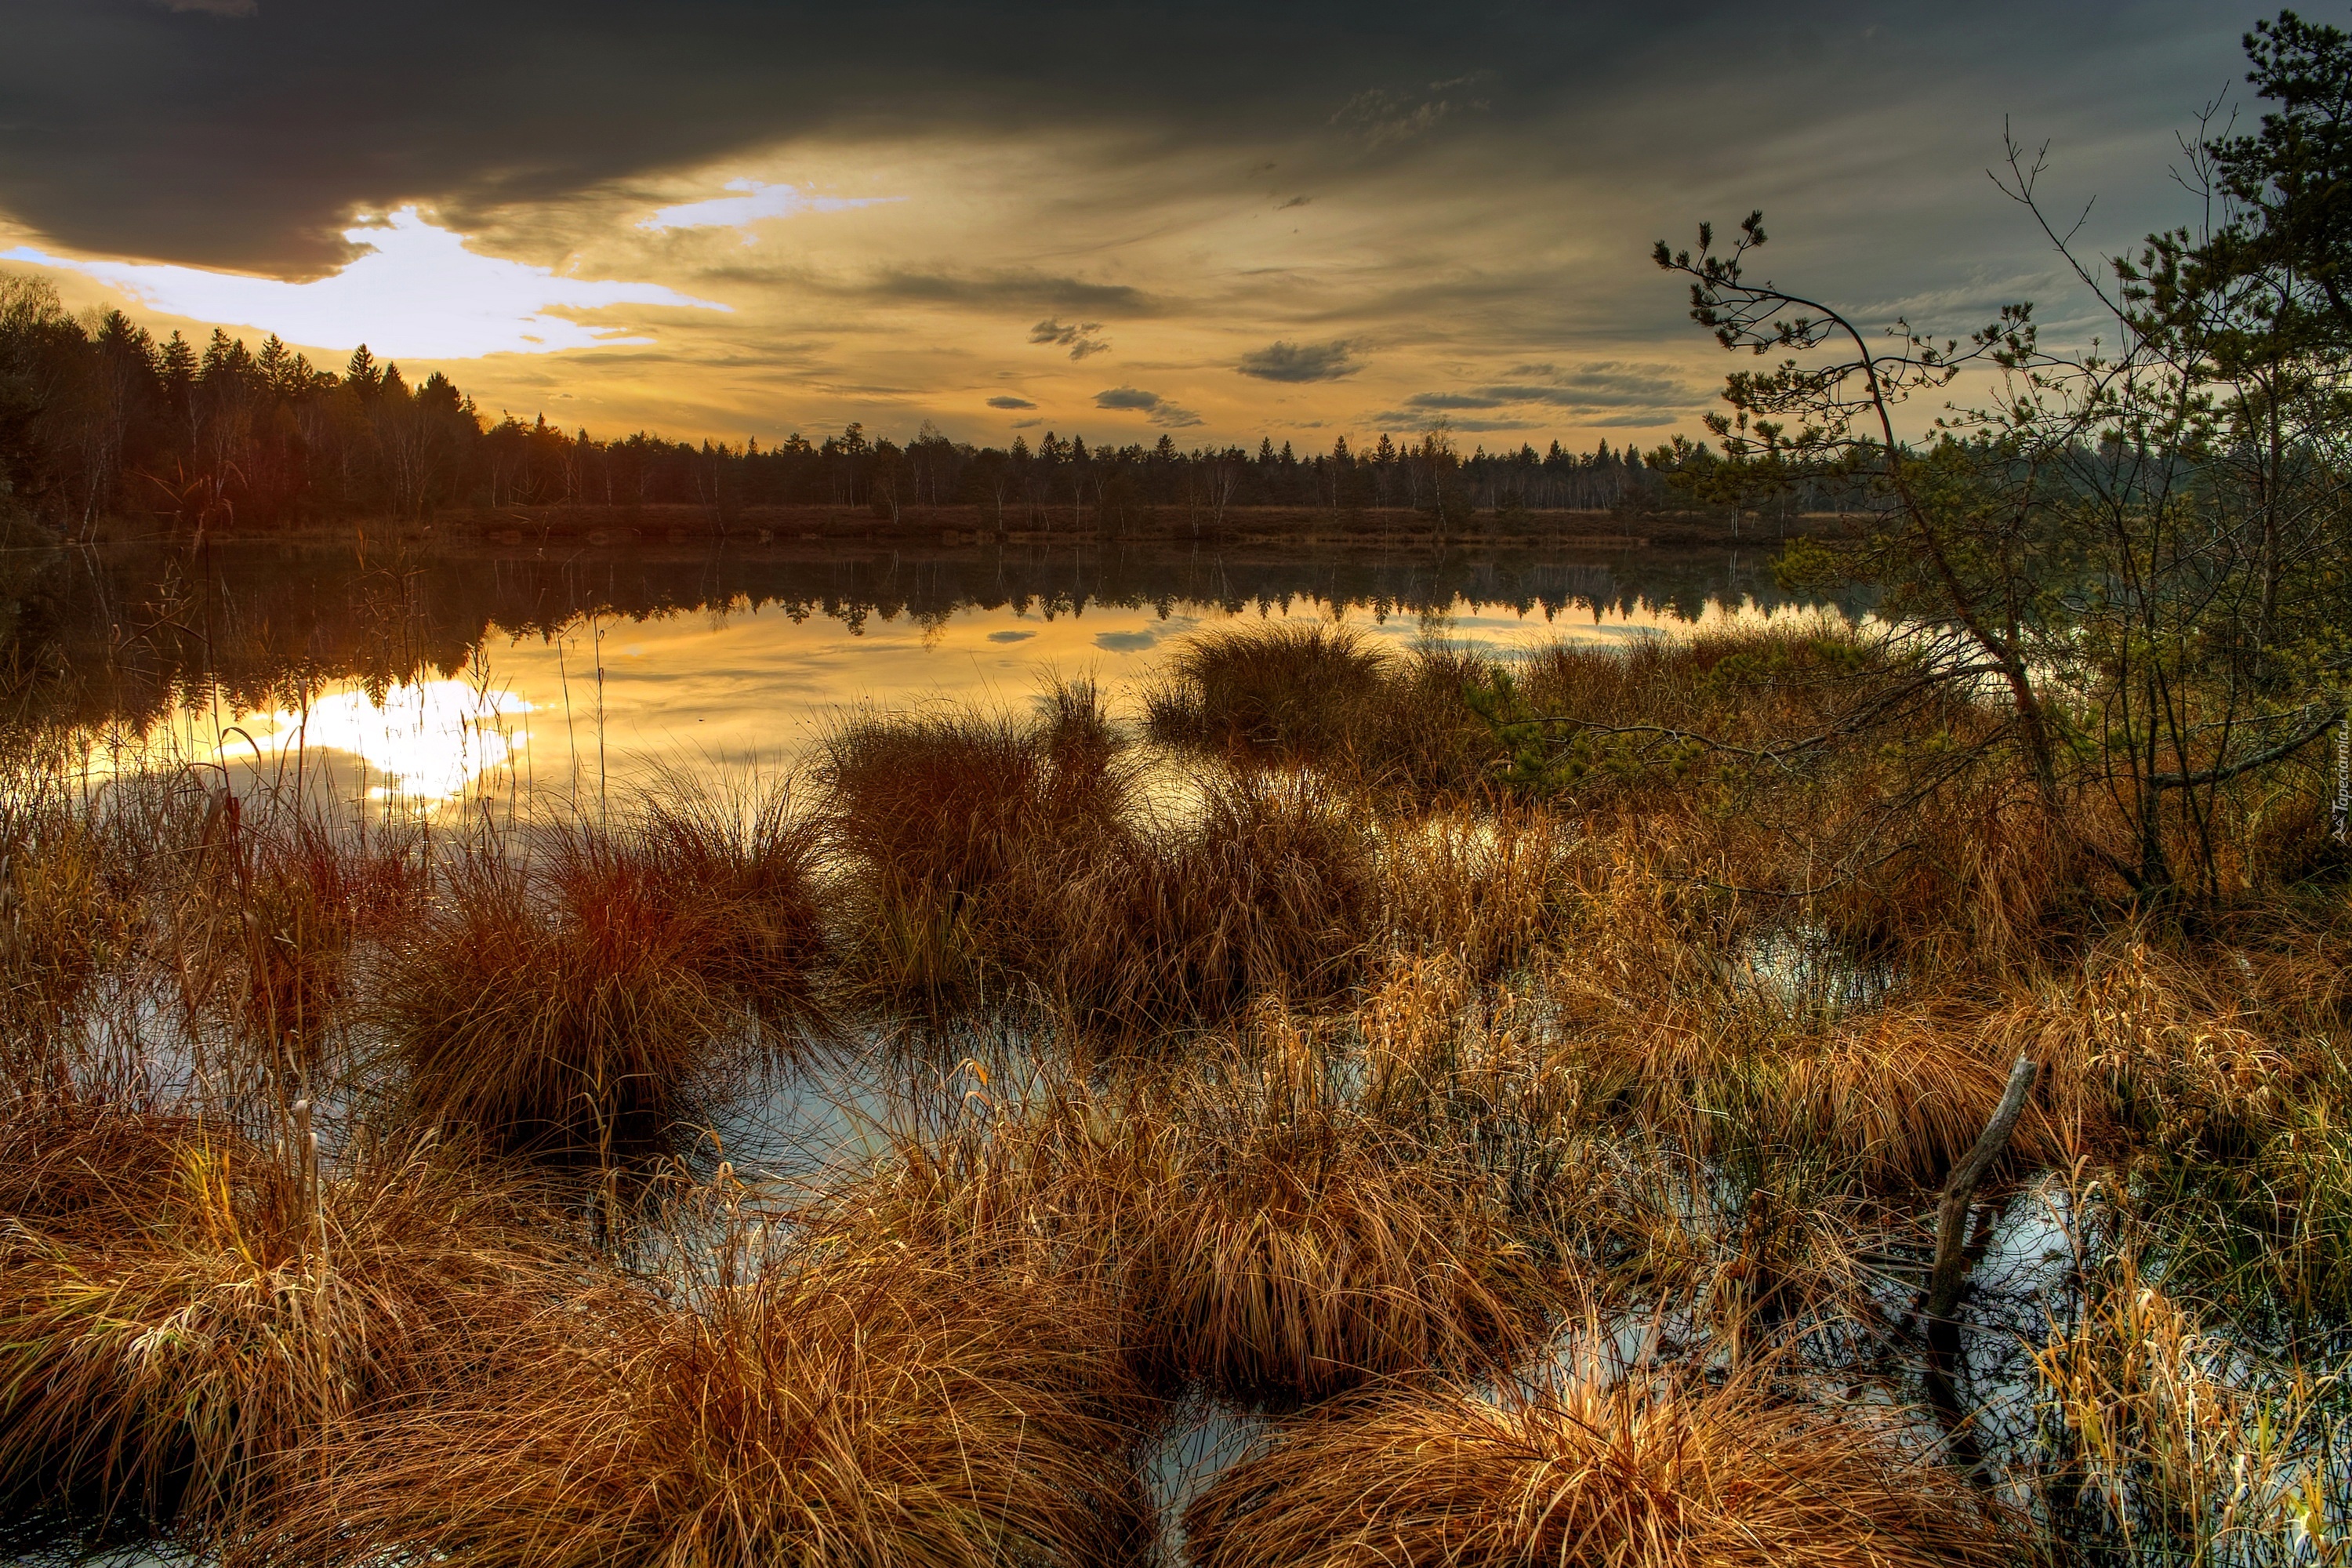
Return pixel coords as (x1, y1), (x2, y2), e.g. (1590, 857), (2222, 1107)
(0, 278), (1851, 537)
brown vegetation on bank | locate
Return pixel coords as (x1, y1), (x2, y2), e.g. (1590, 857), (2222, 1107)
(0, 615), (2346, 1563)
(164, 501), (1768, 553)
(818, 685), (1381, 1033)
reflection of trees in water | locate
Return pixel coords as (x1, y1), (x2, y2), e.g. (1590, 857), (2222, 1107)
(1, 539), (1875, 733)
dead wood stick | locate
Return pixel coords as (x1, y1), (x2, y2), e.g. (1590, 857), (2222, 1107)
(1925, 1054), (2038, 1327)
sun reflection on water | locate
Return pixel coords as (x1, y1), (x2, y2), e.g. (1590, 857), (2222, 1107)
(143, 680), (536, 805)
(264, 683), (534, 801)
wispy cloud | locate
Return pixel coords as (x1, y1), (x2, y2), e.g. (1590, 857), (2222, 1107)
(1094, 386), (1201, 426)
(1031, 318), (1111, 360)
(1237, 339), (1359, 383)
(5, 207), (728, 359)
(866, 271), (1152, 313)
(1394, 361), (1703, 420)
(1368, 412), (1542, 434)
(154, 0), (256, 14)
(641, 180), (899, 239)
(1330, 72), (1493, 148)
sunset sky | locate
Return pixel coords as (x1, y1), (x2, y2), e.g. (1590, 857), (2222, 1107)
(0, 1), (2257, 452)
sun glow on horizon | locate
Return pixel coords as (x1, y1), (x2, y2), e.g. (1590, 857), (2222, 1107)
(2, 207), (728, 360)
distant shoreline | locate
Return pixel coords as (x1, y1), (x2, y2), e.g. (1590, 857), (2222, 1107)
(71, 503), (1850, 554)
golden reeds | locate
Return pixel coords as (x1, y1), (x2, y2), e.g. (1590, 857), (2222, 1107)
(258, 1225), (1152, 1568)
(0, 1097), (571, 1549)
(1138, 1017), (1541, 1403)
(2031, 1248), (2347, 1562)
(1183, 1368), (2015, 1568)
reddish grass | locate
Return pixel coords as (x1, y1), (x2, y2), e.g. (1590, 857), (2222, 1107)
(379, 792), (826, 1160)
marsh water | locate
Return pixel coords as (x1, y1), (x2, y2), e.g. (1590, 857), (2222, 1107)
(2, 536), (1904, 1567)
(4, 535), (1869, 807)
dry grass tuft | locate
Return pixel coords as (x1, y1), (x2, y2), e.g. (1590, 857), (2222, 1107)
(1138, 1019), (1541, 1403)
(260, 1229), (1152, 1568)
(379, 789), (825, 1160)
(1183, 1368), (2013, 1568)
(1146, 620), (1395, 764)
(823, 686), (1378, 1033)
(819, 686), (1131, 1007)
(808, 1071), (1163, 1379)
(0, 1096), (568, 1550)
(597, 782), (832, 1022)
(1054, 768), (1381, 1034)
(205, 817), (390, 1080)
(1380, 801), (1575, 977)
(0, 815), (143, 1076)
(1145, 623), (1502, 797)
(1511, 620), (1884, 751)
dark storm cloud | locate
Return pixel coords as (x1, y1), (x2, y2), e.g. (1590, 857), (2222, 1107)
(0, 0), (1537, 269)
(1237, 339), (1359, 383)
(986, 394), (1036, 409)
(0, 1), (2241, 274)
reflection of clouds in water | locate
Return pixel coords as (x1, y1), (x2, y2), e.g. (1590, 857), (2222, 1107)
(242, 681), (534, 802)
(121, 591), (1843, 814)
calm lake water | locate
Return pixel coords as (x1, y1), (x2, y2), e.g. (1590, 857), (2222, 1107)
(5, 536), (1869, 806)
